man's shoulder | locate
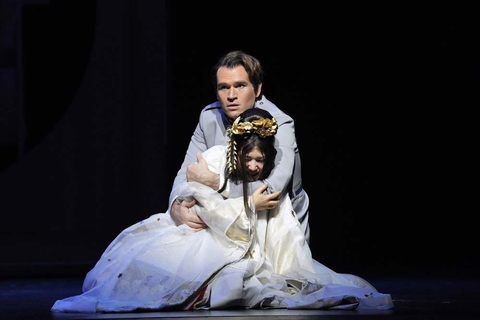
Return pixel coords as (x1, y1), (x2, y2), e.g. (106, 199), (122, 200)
(258, 96), (293, 123)
(201, 101), (222, 113)
(198, 101), (222, 122)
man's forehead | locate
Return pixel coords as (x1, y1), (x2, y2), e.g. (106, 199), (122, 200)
(216, 66), (250, 82)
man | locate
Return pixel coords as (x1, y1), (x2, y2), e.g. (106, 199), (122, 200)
(169, 51), (310, 242)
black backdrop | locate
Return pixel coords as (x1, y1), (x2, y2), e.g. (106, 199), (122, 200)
(0, 1), (478, 279)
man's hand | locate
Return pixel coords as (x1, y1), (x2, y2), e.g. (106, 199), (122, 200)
(252, 183), (281, 212)
(170, 198), (207, 232)
(186, 153), (220, 190)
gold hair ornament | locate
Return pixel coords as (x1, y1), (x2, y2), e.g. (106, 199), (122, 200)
(226, 116), (277, 174)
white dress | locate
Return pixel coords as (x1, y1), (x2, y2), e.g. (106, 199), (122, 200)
(51, 145), (393, 313)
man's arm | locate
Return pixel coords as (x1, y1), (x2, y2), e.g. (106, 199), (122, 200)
(264, 115), (297, 196)
(169, 112), (210, 229)
(169, 121), (207, 205)
(186, 153), (220, 190)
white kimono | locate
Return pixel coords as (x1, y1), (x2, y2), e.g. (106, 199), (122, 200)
(51, 145), (393, 313)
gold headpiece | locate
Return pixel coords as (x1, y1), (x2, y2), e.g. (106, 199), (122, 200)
(226, 116), (277, 175)
(230, 116), (278, 138)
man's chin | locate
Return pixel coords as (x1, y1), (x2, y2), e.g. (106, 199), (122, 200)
(224, 110), (241, 120)
(222, 106), (253, 120)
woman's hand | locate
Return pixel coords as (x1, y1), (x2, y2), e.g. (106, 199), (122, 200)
(252, 183), (281, 212)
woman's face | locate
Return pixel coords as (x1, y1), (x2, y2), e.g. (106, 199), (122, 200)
(245, 146), (265, 181)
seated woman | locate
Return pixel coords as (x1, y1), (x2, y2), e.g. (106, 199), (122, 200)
(52, 108), (393, 313)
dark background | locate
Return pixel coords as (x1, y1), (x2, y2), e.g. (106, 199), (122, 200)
(0, 1), (478, 279)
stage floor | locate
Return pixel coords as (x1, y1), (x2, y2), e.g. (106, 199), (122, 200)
(1, 275), (479, 319)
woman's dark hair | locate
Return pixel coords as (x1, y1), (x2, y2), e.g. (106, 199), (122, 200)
(218, 108), (277, 215)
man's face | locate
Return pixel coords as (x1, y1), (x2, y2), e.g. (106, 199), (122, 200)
(216, 66), (262, 120)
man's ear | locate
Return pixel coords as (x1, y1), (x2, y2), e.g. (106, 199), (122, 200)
(256, 83), (263, 98)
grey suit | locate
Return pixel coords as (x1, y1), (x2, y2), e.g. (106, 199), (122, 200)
(169, 95), (310, 243)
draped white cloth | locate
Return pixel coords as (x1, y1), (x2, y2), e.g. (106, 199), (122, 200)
(51, 146), (393, 313)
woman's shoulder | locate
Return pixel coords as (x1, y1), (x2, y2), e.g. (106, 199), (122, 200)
(203, 145), (227, 156)
(202, 145), (227, 173)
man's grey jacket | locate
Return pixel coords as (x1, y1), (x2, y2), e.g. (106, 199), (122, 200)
(169, 96), (310, 242)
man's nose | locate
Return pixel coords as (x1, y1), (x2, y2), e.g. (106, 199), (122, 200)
(227, 87), (237, 99)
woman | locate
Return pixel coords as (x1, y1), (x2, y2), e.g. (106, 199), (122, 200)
(52, 109), (393, 313)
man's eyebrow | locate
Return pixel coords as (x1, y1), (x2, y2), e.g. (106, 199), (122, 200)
(217, 81), (248, 87)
